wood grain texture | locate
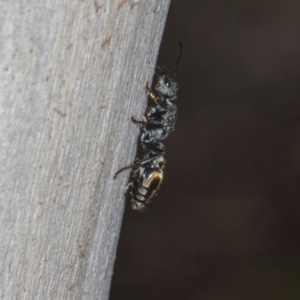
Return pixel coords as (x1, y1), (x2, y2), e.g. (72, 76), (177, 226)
(0, 0), (170, 299)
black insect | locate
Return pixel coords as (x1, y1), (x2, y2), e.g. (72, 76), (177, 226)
(114, 43), (182, 211)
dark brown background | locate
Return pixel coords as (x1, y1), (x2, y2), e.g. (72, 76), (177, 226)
(110, 0), (300, 299)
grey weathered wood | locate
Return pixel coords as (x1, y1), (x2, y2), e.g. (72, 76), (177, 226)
(0, 1), (171, 299)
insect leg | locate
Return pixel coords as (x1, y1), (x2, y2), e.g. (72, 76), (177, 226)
(114, 164), (135, 179)
(131, 116), (147, 124)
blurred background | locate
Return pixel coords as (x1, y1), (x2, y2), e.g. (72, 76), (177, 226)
(110, 0), (300, 299)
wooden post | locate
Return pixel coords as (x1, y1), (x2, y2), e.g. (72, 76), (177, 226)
(0, 1), (170, 299)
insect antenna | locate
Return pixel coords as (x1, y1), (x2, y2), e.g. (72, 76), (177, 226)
(172, 42), (183, 78)
(157, 59), (167, 75)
